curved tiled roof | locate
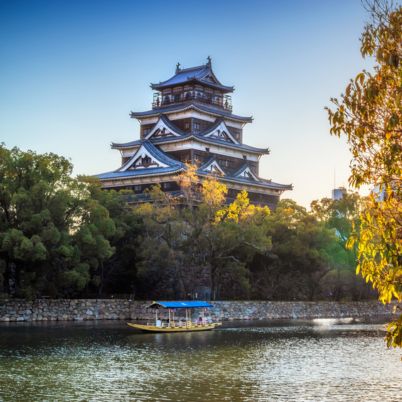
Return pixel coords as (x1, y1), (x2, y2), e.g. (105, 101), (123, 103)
(198, 156), (219, 172)
(139, 140), (183, 167)
(232, 163), (258, 180)
(112, 134), (269, 155)
(151, 64), (234, 93)
(197, 156), (226, 176)
(130, 102), (252, 123)
(98, 141), (291, 191)
(197, 160), (293, 191)
(216, 174), (293, 191)
(158, 114), (187, 135)
(98, 140), (184, 180)
(113, 115), (266, 154)
(97, 166), (183, 180)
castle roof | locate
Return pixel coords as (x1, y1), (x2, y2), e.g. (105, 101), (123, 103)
(112, 134), (268, 155)
(216, 174), (293, 191)
(98, 148), (292, 191)
(151, 61), (234, 93)
(97, 140), (184, 180)
(113, 114), (266, 154)
(130, 102), (252, 123)
(197, 158), (293, 191)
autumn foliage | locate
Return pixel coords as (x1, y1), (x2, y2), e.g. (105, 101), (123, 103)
(327, 0), (402, 346)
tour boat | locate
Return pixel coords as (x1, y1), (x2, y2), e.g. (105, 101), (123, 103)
(127, 301), (222, 333)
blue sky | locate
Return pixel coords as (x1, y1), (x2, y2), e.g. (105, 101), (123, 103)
(0, 0), (371, 207)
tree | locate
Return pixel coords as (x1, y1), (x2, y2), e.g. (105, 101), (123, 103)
(0, 145), (117, 298)
(311, 192), (374, 301)
(133, 167), (273, 300)
(134, 185), (191, 299)
(311, 191), (361, 243)
(78, 177), (141, 296)
(250, 199), (342, 301)
(326, 1), (402, 346)
(210, 190), (272, 299)
(0, 145), (82, 297)
(177, 163), (199, 207)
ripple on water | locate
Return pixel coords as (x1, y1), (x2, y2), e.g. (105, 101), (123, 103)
(0, 322), (401, 401)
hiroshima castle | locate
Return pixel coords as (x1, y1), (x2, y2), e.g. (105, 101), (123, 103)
(98, 58), (292, 209)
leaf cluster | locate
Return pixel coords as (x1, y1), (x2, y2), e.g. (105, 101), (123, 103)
(326, 0), (402, 346)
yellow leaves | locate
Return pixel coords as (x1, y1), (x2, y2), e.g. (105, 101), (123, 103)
(378, 285), (398, 305)
(216, 192), (248, 223)
(345, 83), (352, 97)
(328, 1), (402, 346)
(214, 190), (270, 224)
(178, 163), (198, 190)
(136, 202), (153, 215)
(355, 195), (402, 309)
(355, 72), (366, 86)
(345, 235), (356, 250)
(201, 177), (227, 208)
(385, 316), (402, 348)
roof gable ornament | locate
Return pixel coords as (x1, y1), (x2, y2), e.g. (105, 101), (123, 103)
(176, 62), (181, 74)
(206, 56), (212, 67)
(199, 158), (225, 176)
(145, 116), (183, 140)
(203, 120), (239, 144)
(118, 142), (169, 172)
(234, 165), (260, 181)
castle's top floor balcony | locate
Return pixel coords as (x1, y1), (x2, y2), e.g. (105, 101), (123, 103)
(152, 91), (233, 112)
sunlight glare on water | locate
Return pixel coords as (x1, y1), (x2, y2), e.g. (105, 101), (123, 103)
(0, 320), (401, 401)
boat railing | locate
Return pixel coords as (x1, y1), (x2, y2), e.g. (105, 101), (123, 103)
(145, 319), (216, 328)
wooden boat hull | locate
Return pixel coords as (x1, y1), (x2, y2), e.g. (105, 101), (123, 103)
(127, 322), (222, 333)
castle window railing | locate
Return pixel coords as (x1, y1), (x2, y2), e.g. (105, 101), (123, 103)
(152, 91), (232, 112)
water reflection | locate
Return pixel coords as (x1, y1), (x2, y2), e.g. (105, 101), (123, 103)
(0, 320), (401, 401)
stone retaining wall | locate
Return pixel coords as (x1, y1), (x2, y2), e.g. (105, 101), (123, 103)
(0, 299), (397, 322)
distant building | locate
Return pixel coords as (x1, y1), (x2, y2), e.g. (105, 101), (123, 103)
(97, 58), (292, 209)
(332, 187), (347, 201)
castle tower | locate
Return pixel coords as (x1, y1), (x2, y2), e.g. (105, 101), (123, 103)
(97, 58), (292, 209)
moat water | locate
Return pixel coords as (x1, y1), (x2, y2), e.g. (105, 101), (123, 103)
(0, 319), (401, 401)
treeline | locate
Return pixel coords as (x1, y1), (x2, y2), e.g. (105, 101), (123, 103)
(0, 145), (375, 300)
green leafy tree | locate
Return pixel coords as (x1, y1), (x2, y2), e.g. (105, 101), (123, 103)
(133, 185), (190, 298)
(311, 192), (374, 300)
(250, 199), (342, 300)
(0, 145), (83, 297)
(88, 182), (142, 296)
(211, 190), (271, 299)
(326, 0), (402, 346)
(0, 145), (117, 298)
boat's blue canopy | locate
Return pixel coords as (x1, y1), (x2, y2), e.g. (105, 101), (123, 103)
(148, 301), (213, 309)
